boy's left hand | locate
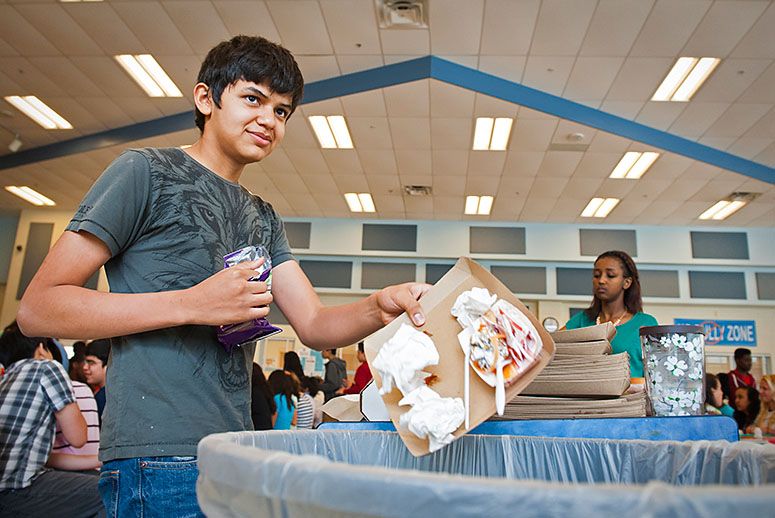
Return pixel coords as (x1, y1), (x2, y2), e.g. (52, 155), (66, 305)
(374, 282), (430, 327)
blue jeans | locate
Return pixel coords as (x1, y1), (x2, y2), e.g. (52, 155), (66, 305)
(98, 457), (204, 518)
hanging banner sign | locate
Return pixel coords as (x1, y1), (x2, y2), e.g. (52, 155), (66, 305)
(674, 318), (757, 346)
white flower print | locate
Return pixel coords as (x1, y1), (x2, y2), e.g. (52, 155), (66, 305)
(688, 364), (703, 381)
(689, 349), (703, 362)
(659, 336), (671, 348)
(671, 334), (687, 348)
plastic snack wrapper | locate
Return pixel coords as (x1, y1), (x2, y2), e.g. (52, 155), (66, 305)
(216, 245), (282, 353)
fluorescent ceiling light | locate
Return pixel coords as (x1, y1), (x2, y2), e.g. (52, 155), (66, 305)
(651, 57), (720, 102)
(344, 192), (375, 213)
(115, 55), (182, 97)
(4, 96), (72, 129)
(464, 195), (494, 215)
(581, 197), (619, 218)
(5, 186), (56, 206)
(472, 117), (513, 151)
(309, 115), (353, 149)
(609, 151), (660, 179)
(698, 200), (746, 220)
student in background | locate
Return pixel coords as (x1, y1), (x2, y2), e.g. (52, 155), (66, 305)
(727, 348), (756, 404)
(705, 373), (734, 417)
(268, 370), (296, 430)
(83, 340), (110, 425)
(340, 342), (372, 395)
(563, 250), (658, 378)
(0, 324), (103, 517)
(287, 371), (314, 429)
(319, 349), (347, 402)
(250, 363), (276, 431)
(69, 341), (88, 384)
(750, 375), (774, 435)
(733, 386), (760, 432)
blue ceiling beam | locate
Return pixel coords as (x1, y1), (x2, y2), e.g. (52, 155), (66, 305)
(1, 55), (772, 185)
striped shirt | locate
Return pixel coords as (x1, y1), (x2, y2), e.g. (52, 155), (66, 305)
(296, 393), (315, 429)
(53, 381), (99, 456)
(0, 359), (75, 490)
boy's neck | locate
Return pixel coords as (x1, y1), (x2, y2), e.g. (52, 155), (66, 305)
(185, 139), (245, 184)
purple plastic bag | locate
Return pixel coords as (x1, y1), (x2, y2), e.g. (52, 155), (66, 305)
(216, 245), (282, 353)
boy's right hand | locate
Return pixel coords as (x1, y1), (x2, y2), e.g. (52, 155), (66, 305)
(182, 260), (273, 326)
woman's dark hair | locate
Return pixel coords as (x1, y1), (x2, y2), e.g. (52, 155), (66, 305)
(584, 250), (643, 320)
(733, 386), (760, 430)
(0, 322), (53, 367)
(195, 35), (304, 132)
(705, 373), (720, 408)
(305, 376), (322, 398)
(267, 369), (294, 411)
(283, 351), (304, 381)
(252, 363), (276, 414)
(716, 372), (731, 399)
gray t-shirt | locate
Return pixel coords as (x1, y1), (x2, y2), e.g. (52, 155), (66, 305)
(67, 147), (293, 461)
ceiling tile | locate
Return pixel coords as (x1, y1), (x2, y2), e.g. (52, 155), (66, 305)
(668, 102), (730, 138)
(490, 195), (526, 219)
(727, 137), (774, 159)
(332, 174), (369, 192)
(519, 196), (556, 221)
(480, 0), (538, 55)
(635, 102), (687, 131)
(566, 152), (619, 179)
(267, 172), (309, 194)
(341, 89), (386, 117)
(642, 153), (694, 182)
(528, 177), (570, 198)
(267, 0), (333, 55)
(536, 151), (583, 178)
(404, 195), (433, 213)
(372, 194), (404, 213)
(322, 149), (363, 173)
(320, 0), (381, 54)
(286, 148), (330, 173)
(379, 30), (429, 55)
(301, 173), (339, 194)
(464, 175), (500, 194)
(359, 149), (398, 175)
(730, 3), (775, 58)
(260, 148), (297, 174)
(681, 0), (767, 57)
(429, 0), (484, 54)
(546, 197), (588, 222)
(281, 118), (319, 149)
(300, 98), (344, 115)
(563, 57), (624, 100)
(429, 80), (475, 117)
(15, 3), (102, 56)
(395, 149), (431, 175)
(703, 103), (770, 138)
(0, 57), (65, 98)
(559, 177), (604, 200)
(502, 151), (544, 177)
(743, 107), (775, 138)
(587, 132), (632, 153)
(432, 149), (469, 176)
(0, 5), (58, 56)
(477, 56), (527, 84)
(531, 0), (596, 56)
(70, 57), (144, 98)
(596, 178), (638, 199)
(579, 0), (652, 57)
(431, 176), (466, 196)
(510, 118), (557, 151)
(598, 101), (645, 120)
(365, 174), (401, 194)
(348, 117), (393, 149)
(656, 178), (709, 201)
(114, 2), (193, 55)
(0, 38), (19, 58)
(383, 80), (429, 117)
(28, 57), (104, 97)
(521, 56), (575, 95)
(467, 151), (506, 175)
(688, 179), (748, 202)
(738, 62), (775, 103)
(212, 1), (281, 42)
(473, 93), (519, 117)
(67, 3), (145, 55)
(336, 54), (385, 75)
(389, 117), (431, 149)
(629, 0), (710, 57)
(433, 195), (464, 214)
(692, 59), (771, 103)
(606, 57), (674, 102)
(430, 118), (471, 150)
(294, 56), (341, 82)
(497, 175), (534, 197)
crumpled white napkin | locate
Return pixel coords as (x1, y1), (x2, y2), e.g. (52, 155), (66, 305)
(450, 287), (496, 328)
(372, 323), (439, 396)
(398, 391), (465, 453)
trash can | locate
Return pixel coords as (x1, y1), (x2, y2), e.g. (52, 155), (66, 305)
(197, 430), (775, 517)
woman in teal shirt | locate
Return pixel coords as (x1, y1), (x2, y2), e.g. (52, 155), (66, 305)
(564, 250), (657, 377)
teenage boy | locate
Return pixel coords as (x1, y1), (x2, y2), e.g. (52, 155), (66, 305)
(0, 325), (103, 517)
(18, 35), (427, 515)
(320, 349), (347, 401)
(83, 339), (110, 424)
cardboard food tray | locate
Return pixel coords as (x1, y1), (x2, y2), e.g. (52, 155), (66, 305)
(554, 340), (613, 356)
(551, 323), (616, 343)
(364, 257), (555, 457)
(522, 377), (630, 397)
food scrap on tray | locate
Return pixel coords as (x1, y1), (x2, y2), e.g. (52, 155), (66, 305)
(454, 289), (543, 416)
(373, 323), (464, 453)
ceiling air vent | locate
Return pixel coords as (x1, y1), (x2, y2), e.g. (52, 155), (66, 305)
(403, 185), (432, 196)
(376, 0), (429, 29)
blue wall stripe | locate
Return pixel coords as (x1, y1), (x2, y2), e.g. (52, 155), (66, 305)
(1, 55), (773, 185)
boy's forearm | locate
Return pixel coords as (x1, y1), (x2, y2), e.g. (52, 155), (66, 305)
(18, 285), (190, 340)
(293, 293), (384, 350)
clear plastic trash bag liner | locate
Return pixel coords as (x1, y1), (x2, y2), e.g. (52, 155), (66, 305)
(197, 430), (775, 518)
